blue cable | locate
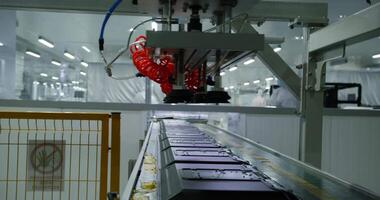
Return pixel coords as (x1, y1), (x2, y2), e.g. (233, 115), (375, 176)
(99, 0), (123, 51)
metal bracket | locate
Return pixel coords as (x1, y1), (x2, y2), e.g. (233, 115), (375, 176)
(246, 1), (328, 27)
(314, 62), (326, 92)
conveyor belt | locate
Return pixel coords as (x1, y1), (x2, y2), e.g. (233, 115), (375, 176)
(123, 119), (380, 200)
(160, 119), (298, 200)
(194, 123), (380, 200)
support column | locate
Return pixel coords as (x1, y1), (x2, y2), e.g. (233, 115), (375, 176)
(145, 78), (151, 104)
(213, 11), (224, 91)
(300, 28), (325, 168)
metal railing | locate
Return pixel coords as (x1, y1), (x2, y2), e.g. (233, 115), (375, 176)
(0, 112), (121, 200)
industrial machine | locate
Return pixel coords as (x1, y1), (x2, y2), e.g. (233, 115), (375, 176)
(98, 0), (328, 104)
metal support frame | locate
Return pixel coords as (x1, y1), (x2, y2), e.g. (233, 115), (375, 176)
(230, 17), (301, 99)
(299, 3), (380, 168)
(309, 2), (380, 54)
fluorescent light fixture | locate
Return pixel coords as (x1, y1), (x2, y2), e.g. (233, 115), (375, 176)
(372, 53), (380, 59)
(151, 22), (158, 31)
(229, 66), (238, 72)
(253, 80), (260, 84)
(40, 73), (48, 77)
(33, 81), (40, 85)
(80, 71), (87, 76)
(0, 42), (4, 47)
(229, 86), (234, 89)
(129, 28), (134, 32)
(80, 61), (89, 67)
(52, 76), (59, 80)
(43, 82), (48, 86)
(265, 77), (274, 81)
(220, 72), (226, 76)
(51, 60), (62, 66)
(63, 83), (68, 87)
(25, 50), (41, 58)
(243, 82), (250, 86)
(243, 59), (255, 65)
(72, 81), (79, 84)
(81, 46), (91, 53)
(64, 51), (75, 60)
(56, 82), (61, 85)
(274, 46), (282, 52)
(224, 87), (229, 91)
(38, 36), (54, 48)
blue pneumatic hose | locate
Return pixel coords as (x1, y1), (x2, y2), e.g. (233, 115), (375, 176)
(99, 0), (123, 51)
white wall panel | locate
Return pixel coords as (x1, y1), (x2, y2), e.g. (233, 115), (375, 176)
(322, 116), (380, 195)
(245, 114), (300, 159)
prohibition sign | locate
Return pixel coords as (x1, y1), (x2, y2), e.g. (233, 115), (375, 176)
(30, 143), (63, 174)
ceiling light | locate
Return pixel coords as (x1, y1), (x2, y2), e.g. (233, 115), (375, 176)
(0, 42), (4, 47)
(220, 72), (226, 76)
(129, 28), (134, 32)
(243, 59), (255, 65)
(64, 51), (75, 60)
(82, 46), (91, 53)
(274, 46), (282, 53)
(265, 77), (274, 81)
(224, 87), (229, 91)
(229, 66), (238, 72)
(229, 86), (234, 89)
(40, 73), (48, 77)
(33, 81), (40, 85)
(52, 76), (59, 80)
(51, 60), (62, 66)
(25, 50), (41, 58)
(253, 80), (260, 84)
(38, 36), (54, 48)
(151, 22), (158, 31)
(80, 71), (87, 76)
(56, 82), (61, 85)
(80, 61), (89, 67)
(372, 53), (380, 59)
(243, 82), (250, 86)
(72, 81), (79, 84)
(43, 82), (48, 86)
(294, 36), (300, 40)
